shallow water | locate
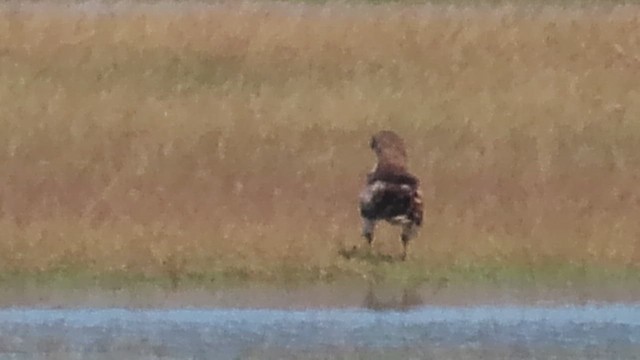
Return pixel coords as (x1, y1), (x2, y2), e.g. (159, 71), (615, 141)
(2, 304), (640, 359)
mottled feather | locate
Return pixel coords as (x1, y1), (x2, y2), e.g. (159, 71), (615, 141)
(358, 130), (423, 259)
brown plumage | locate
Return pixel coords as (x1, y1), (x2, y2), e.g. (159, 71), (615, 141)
(359, 130), (423, 260)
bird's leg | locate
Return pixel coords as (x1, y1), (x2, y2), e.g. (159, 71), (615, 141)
(400, 222), (416, 261)
(400, 235), (409, 261)
(362, 218), (376, 247)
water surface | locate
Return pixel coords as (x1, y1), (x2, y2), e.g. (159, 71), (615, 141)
(1, 303), (639, 359)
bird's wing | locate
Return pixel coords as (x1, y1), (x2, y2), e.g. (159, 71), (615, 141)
(359, 181), (416, 220)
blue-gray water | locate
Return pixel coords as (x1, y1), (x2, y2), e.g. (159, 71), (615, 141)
(2, 304), (640, 359)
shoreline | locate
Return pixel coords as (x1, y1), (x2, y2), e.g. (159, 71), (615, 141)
(1, 262), (639, 309)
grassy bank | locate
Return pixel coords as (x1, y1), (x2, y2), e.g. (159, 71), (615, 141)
(0, 1), (639, 286)
(1, 259), (639, 291)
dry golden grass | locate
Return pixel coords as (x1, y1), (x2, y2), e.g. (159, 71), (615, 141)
(1, 1), (640, 281)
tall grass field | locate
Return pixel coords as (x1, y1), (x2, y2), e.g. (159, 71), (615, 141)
(1, 1), (639, 284)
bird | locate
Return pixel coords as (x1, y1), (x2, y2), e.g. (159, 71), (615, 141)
(358, 130), (423, 260)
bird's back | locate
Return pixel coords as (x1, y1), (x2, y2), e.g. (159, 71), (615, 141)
(361, 130), (423, 226)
